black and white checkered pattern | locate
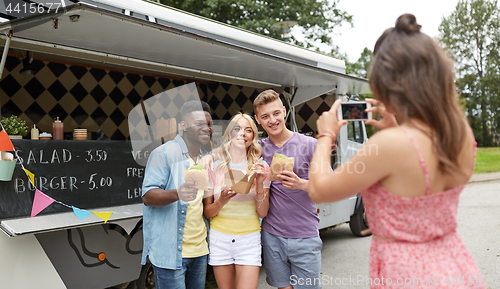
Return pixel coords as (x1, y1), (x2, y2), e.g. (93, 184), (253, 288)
(0, 55), (332, 138)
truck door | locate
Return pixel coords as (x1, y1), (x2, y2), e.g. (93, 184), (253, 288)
(339, 120), (366, 165)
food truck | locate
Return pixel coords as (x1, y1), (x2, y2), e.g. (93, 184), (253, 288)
(0, 0), (371, 288)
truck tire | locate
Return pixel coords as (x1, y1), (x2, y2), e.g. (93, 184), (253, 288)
(349, 197), (371, 237)
(135, 263), (155, 289)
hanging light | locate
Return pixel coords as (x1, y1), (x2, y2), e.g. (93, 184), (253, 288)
(20, 51), (38, 75)
(272, 20), (298, 42)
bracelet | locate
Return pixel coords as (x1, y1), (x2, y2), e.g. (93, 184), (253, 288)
(255, 190), (268, 209)
(315, 131), (336, 141)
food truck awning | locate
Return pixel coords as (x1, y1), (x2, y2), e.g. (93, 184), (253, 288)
(0, 0), (370, 106)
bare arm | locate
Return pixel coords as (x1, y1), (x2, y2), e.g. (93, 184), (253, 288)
(255, 188), (270, 218)
(142, 181), (198, 207)
(203, 188), (237, 219)
(309, 100), (397, 203)
(142, 188), (179, 207)
(252, 162), (270, 218)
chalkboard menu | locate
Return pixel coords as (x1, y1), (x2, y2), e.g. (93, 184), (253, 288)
(0, 140), (154, 220)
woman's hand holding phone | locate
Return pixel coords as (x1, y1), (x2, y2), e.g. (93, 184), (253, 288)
(364, 99), (398, 130)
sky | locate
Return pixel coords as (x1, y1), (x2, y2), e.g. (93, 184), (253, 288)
(329, 0), (461, 61)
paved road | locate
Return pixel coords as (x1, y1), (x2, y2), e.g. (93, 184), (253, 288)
(257, 180), (500, 288)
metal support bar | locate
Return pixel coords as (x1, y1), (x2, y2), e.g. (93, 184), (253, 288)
(282, 87), (298, 132)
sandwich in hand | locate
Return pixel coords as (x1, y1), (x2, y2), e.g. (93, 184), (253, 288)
(270, 153), (294, 182)
(183, 164), (209, 190)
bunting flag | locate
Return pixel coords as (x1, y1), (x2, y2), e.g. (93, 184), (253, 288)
(23, 168), (35, 186)
(31, 189), (55, 217)
(92, 211), (113, 223)
(0, 129), (14, 151)
(72, 206), (92, 220)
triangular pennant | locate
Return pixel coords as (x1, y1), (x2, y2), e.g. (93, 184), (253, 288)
(91, 211), (113, 223)
(72, 206), (92, 220)
(0, 129), (15, 151)
(31, 189), (55, 217)
(23, 168), (35, 186)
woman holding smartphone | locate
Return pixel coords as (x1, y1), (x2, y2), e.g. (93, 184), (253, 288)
(203, 113), (270, 289)
(309, 14), (484, 288)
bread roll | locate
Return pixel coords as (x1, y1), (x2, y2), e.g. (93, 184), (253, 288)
(270, 153), (294, 182)
(183, 165), (209, 190)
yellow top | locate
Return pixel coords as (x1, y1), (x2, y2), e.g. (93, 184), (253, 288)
(210, 201), (261, 235)
(209, 160), (270, 235)
(182, 157), (208, 258)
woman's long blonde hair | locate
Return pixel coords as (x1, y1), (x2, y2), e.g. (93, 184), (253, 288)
(216, 113), (262, 172)
(369, 14), (467, 174)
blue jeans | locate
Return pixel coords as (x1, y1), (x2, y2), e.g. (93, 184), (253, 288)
(153, 255), (208, 289)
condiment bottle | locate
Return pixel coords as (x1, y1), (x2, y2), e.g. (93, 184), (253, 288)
(52, 117), (64, 140)
(31, 124), (39, 140)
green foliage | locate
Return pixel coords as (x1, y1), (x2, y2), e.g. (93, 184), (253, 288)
(1, 115), (28, 136)
(328, 47), (375, 135)
(356, 94), (375, 138)
(349, 47), (373, 79)
(439, 0), (500, 147)
(328, 46), (372, 79)
(159, 0), (353, 49)
(474, 147), (500, 173)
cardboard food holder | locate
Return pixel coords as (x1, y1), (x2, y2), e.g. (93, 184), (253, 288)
(270, 153), (294, 182)
(223, 168), (256, 194)
(183, 168), (209, 191)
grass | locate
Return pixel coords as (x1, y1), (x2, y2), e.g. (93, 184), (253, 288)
(474, 147), (500, 174)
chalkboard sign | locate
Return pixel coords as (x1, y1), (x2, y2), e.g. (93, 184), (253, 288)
(0, 140), (155, 220)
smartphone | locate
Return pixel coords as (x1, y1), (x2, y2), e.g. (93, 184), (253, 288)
(338, 101), (372, 121)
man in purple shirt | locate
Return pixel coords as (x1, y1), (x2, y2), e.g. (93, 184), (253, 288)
(254, 90), (322, 289)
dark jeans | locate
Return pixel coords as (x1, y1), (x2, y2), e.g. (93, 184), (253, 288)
(153, 255), (208, 289)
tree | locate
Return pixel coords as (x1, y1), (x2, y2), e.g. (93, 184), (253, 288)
(349, 47), (372, 79)
(327, 46), (372, 79)
(328, 46), (376, 137)
(160, 0), (353, 50)
(439, 0), (500, 146)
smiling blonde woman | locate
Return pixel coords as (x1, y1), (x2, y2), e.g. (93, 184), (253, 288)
(203, 113), (270, 289)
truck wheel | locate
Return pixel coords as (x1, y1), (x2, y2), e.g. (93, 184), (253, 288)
(135, 263), (155, 289)
(349, 198), (371, 237)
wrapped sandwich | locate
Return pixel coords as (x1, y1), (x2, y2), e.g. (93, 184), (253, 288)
(183, 164), (209, 190)
(270, 153), (294, 182)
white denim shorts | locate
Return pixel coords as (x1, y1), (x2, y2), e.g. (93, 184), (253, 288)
(208, 228), (262, 266)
